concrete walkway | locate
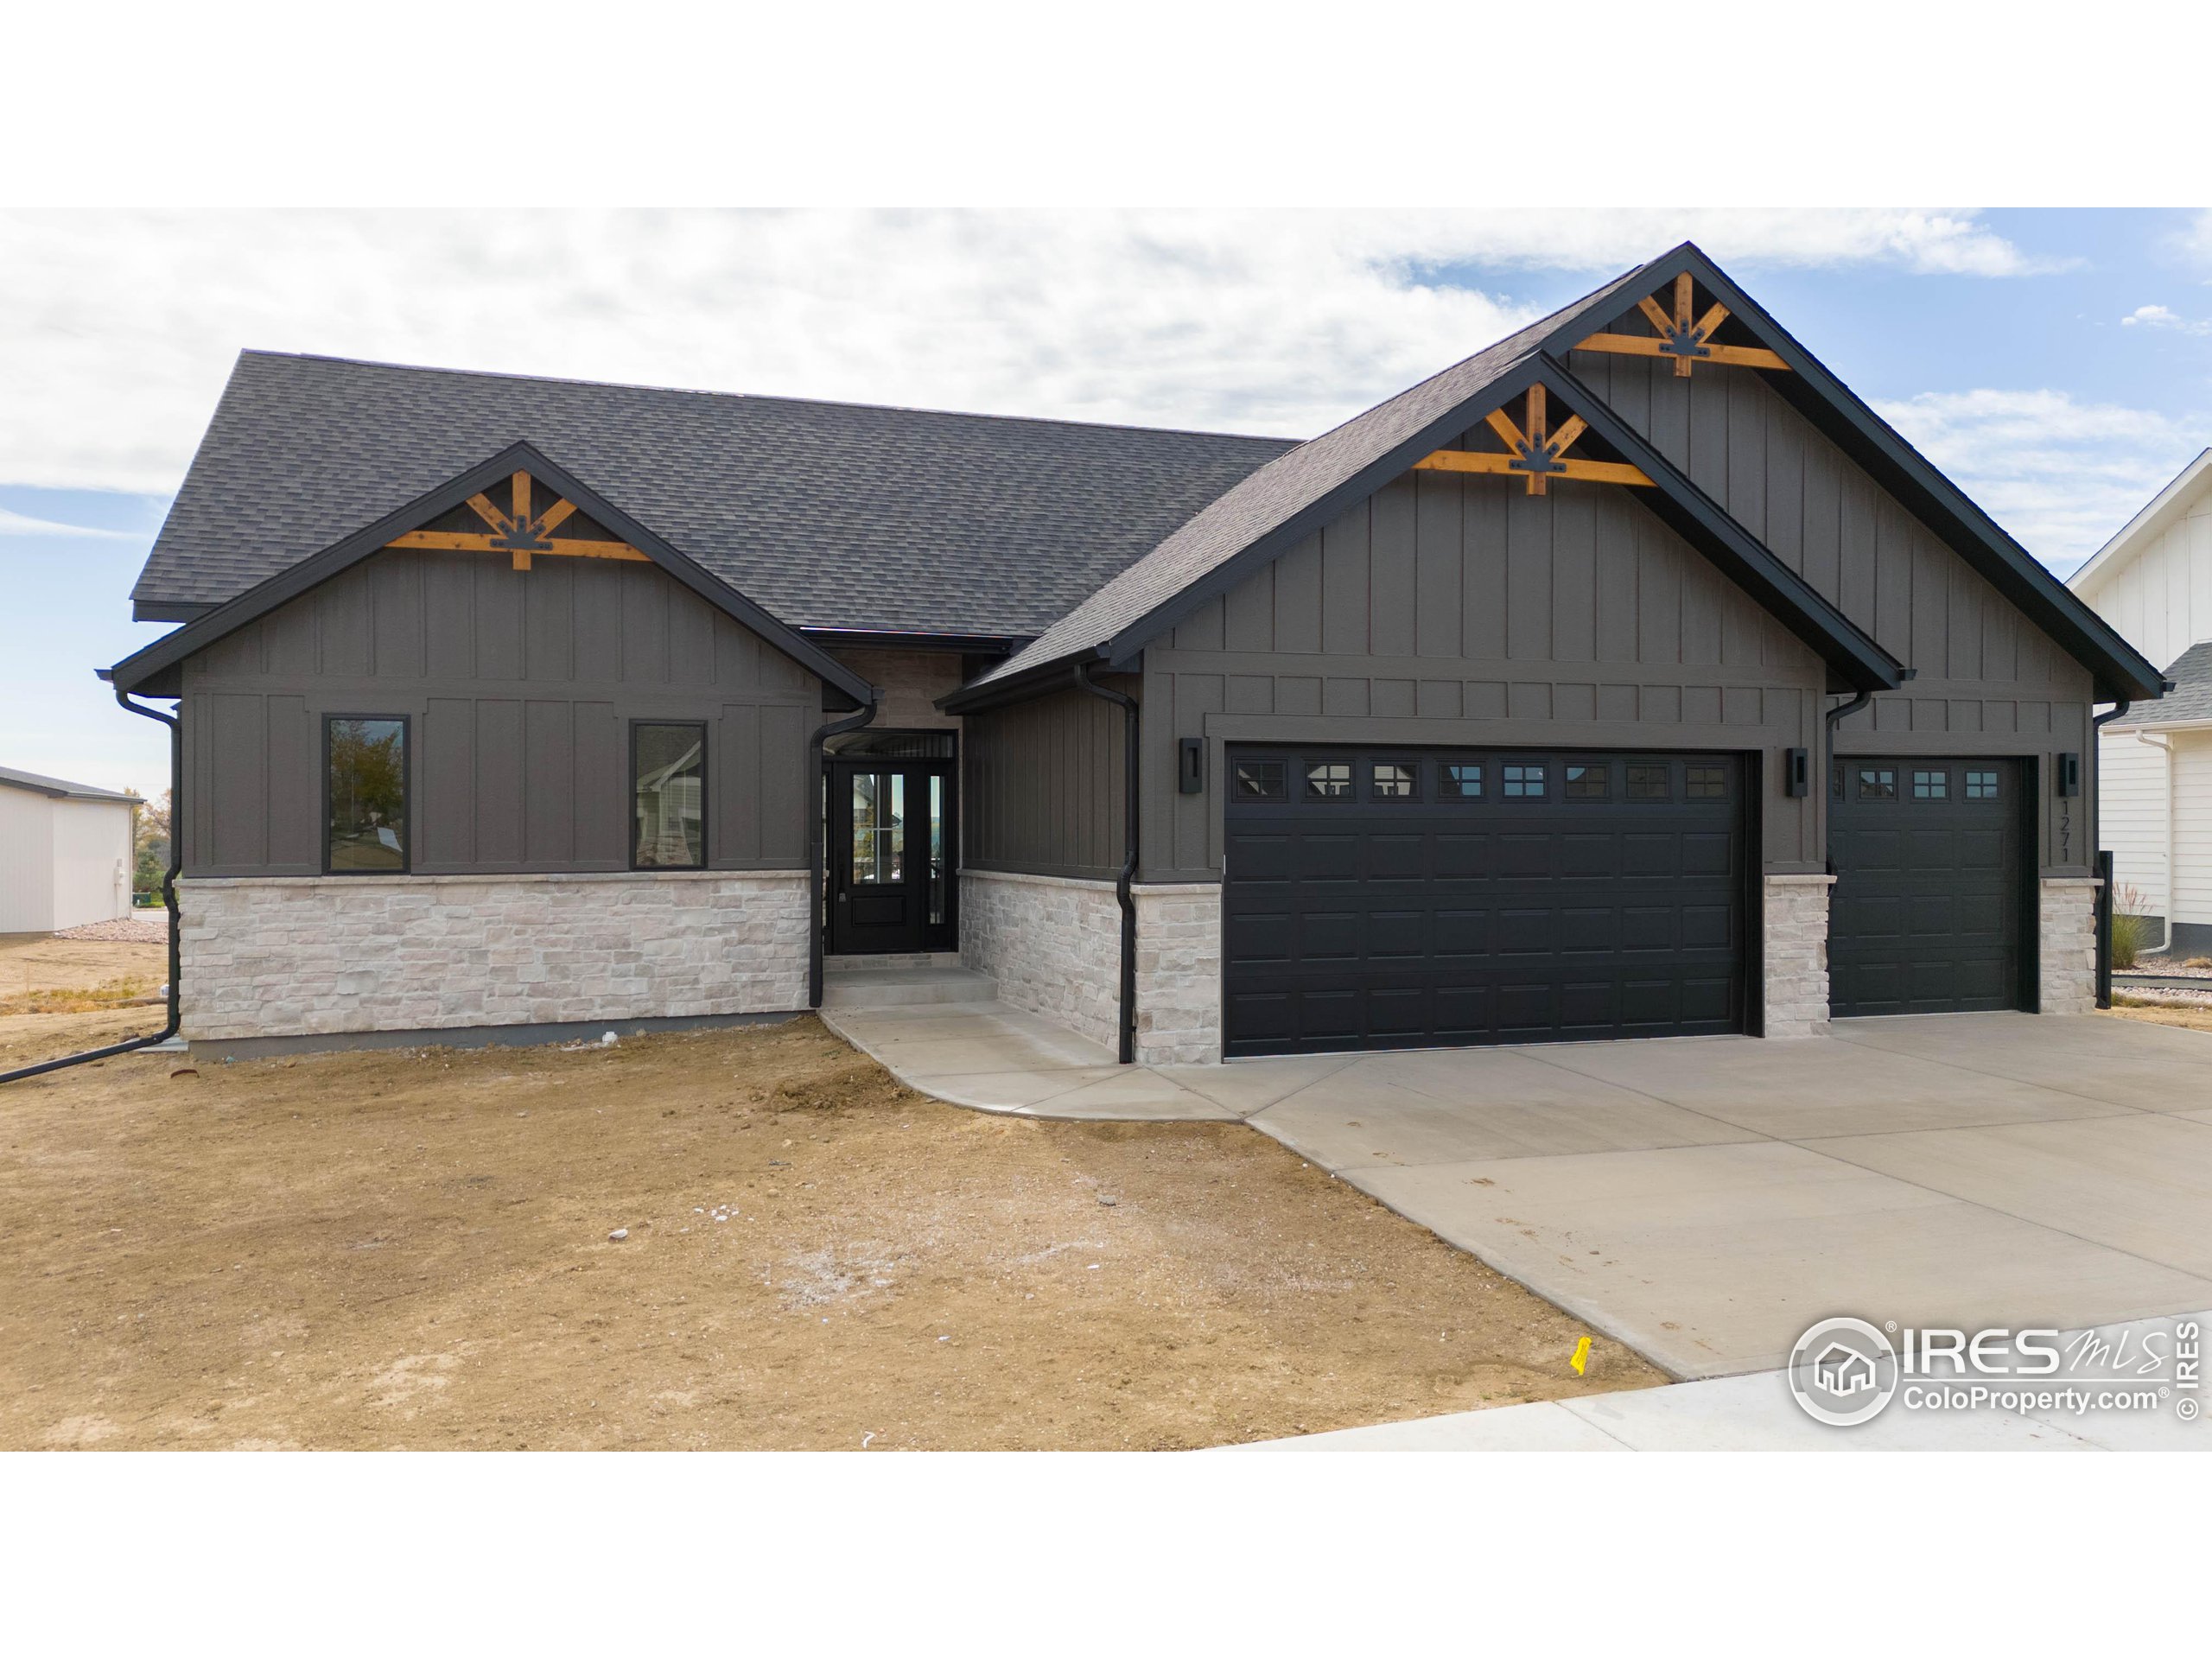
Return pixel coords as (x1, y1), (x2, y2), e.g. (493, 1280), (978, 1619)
(829, 999), (2212, 1382)
(1226, 1307), (2212, 1452)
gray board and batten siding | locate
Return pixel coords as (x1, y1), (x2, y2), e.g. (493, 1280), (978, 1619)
(179, 545), (821, 876)
(961, 677), (1133, 881)
(1563, 335), (2098, 876)
(1137, 460), (1829, 885)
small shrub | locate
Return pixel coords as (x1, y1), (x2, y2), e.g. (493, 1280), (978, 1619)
(2109, 882), (2153, 970)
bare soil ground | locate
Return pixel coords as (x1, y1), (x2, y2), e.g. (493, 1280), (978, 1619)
(0, 1010), (1660, 1451)
(0, 931), (168, 1017)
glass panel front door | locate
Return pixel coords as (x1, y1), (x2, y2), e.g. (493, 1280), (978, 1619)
(828, 754), (955, 955)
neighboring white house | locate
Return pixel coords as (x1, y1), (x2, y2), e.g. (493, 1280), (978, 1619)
(2069, 448), (2212, 957)
(0, 766), (142, 934)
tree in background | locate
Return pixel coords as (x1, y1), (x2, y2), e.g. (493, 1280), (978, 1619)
(133, 788), (172, 900)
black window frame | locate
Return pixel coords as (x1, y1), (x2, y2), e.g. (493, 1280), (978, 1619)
(1965, 768), (1999, 801)
(1856, 766), (1897, 802)
(321, 713), (411, 876)
(1440, 762), (1484, 800)
(1502, 761), (1548, 800)
(1626, 762), (1672, 802)
(1369, 760), (1421, 801)
(1232, 759), (1288, 802)
(1683, 764), (1729, 801)
(1303, 760), (1354, 801)
(630, 718), (710, 872)
(1563, 760), (1611, 802)
(1911, 767), (1948, 802)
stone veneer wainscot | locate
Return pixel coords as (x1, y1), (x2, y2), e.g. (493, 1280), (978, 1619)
(2039, 877), (2101, 1016)
(1763, 874), (1834, 1038)
(177, 870), (810, 1041)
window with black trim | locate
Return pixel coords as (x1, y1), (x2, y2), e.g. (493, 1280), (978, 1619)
(1564, 763), (1609, 800)
(1233, 760), (1287, 801)
(1966, 769), (1999, 800)
(1912, 768), (1948, 801)
(1627, 763), (1670, 801)
(1442, 763), (1484, 799)
(1304, 762), (1352, 800)
(633, 721), (707, 868)
(1686, 765), (1727, 800)
(327, 717), (407, 873)
(1503, 762), (1546, 799)
(1857, 766), (1897, 801)
(1371, 761), (1418, 799)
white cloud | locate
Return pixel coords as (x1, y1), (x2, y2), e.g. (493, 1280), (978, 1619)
(0, 505), (136, 538)
(0, 209), (2056, 497)
(1875, 388), (2205, 567)
(2120, 302), (2212, 334)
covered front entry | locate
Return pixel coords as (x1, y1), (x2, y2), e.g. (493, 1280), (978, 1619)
(1828, 756), (2028, 1016)
(826, 734), (957, 955)
(1221, 746), (1750, 1058)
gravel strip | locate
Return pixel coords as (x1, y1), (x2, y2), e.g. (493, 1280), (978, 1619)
(52, 915), (171, 944)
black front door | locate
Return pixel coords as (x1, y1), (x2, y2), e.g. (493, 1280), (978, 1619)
(827, 756), (956, 955)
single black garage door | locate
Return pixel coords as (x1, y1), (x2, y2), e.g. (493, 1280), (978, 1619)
(1222, 747), (1748, 1058)
(1827, 757), (2026, 1018)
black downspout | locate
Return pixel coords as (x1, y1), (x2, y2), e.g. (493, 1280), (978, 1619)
(2090, 701), (2132, 1009)
(1, 689), (182, 1086)
(1074, 660), (1138, 1065)
(1820, 689), (1878, 877)
(807, 690), (880, 1008)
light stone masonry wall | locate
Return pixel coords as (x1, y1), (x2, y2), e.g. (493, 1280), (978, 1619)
(179, 870), (810, 1040)
(2039, 878), (2101, 1015)
(1763, 874), (1834, 1038)
(959, 868), (1122, 1052)
(1133, 883), (1221, 1065)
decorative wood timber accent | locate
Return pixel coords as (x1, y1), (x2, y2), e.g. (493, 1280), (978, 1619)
(1573, 271), (1789, 376)
(1414, 385), (1654, 494)
(383, 470), (647, 569)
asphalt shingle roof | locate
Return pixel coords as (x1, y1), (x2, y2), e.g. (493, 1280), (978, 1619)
(976, 264), (1648, 684)
(2136, 640), (2212, 724)
(132, 354), (1295, 638)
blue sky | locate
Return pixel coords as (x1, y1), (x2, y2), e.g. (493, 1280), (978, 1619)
(5, 207), (2210, 795)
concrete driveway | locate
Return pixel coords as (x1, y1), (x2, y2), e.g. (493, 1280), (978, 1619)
(826, 1002), (2212, 1380)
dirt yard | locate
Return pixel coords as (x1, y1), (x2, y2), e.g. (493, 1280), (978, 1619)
(0, 930), (168, 1018)
(0, 999), (1659, 1451)
(2107, 1001), (2212, 1033)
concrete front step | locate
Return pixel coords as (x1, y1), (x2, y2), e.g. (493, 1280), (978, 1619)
(823, 951), (964, 972)
(820, 964), (999, 1008)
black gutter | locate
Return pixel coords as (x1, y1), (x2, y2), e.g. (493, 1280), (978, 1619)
(807, 690), (881, 1007)
(1073, 662), (1139, 1065)
(0, 690), (182, 1086)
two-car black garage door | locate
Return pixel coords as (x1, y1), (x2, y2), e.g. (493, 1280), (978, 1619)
(1222, 747), (1748, 1058)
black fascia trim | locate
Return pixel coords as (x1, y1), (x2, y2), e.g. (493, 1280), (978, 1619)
(1546, 244), (2164, 703)
(1538, 355), (1902, 694)
(938, 645), (1116, 715)
(132, 600), (215, 625)
(801, 627), (1027, 657)
(107, 440), (875, 708)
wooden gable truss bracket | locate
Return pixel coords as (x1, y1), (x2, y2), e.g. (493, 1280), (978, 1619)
(1573, 272), (1790, 377)
(383, 470), (648, 570)
(1412, 385), (1655, 495)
